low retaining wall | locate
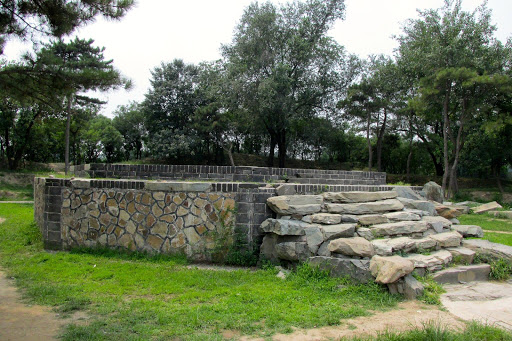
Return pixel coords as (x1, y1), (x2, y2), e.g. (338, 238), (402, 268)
(35, 177), (406, 260)
(70, 164), (386, 186)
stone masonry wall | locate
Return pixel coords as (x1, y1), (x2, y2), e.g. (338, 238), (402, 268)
(70, 164), (386, 186)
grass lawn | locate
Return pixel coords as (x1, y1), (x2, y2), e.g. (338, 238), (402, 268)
(459, 213), (512, 246)
(0, 204), (401, 340)
(0, 181), (34, 201)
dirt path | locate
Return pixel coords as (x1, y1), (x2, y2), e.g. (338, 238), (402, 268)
(483, 230), (512, 235)
(0, 269), (67, 341)
(230, 301), (465, 341)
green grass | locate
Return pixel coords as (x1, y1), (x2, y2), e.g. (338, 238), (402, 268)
(346, 320), (512, 340)
(0, 181), (34, 201)
(0, 204), (401, 340)
(458, 214), (512, 233)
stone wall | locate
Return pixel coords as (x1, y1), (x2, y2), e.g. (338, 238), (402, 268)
(70, 163), (386, 186)
(34, 177), (418, 260)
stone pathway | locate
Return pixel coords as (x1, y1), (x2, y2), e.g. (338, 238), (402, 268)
(0, 269), (65, 341)
(441, 280), (512, 330)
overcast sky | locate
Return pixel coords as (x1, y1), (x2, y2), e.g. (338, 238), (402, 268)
(4, 0), (512, 117)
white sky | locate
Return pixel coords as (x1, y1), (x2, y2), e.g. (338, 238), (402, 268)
(3, 0), (512, 118)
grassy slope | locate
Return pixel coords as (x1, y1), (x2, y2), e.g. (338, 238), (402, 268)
(0, 204), (400, 341)
(459, 213), (512, 246)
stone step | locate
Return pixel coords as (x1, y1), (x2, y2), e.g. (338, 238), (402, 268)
(432, 264), (491, 284)
(372, 236), (437, 256)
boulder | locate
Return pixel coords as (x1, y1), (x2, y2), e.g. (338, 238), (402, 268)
(397, 198), (437, 216)
(452, 225), (484, 238)
(428, 231), (463, 248)
(370, 255), (415, 284)
(303, 213), (342, 225)
(357, 214), (389, 226)
(275, 242), (310, 261)
(309, 256), (373, 283)
(435, 204), (462, 219)
(421, 216), (453, 231)
(393, 187), (424, 200)
(322, 191), (397, 203)
(383, 211), (421, 222)
(316, 242), (331, 257)
(422, 181), (444, 203)
(340, 215), (360, 223)
(260, 234), (279, 262)
(447, 247), (476, 264)
(320, 224), (356, 241)
(370, 221), (429, 237)
(450, 218), (460, 224)
(260, 219), (308, 236)
(328, 237), (375, 258)
(406, 253), (445, 271)
(463, 239), (512, 261)
(326, 199), (404, 215)
(267, 195), (323, 215)
(472, 201), (503, 214)
(371, 239), (393, 256)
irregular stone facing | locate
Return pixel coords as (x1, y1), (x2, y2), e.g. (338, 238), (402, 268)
(303, 213), (342, 225)
(357, 214), (389, 226)
(422, 181), (443, 203)
(447, 247), (476, 264)
(370, 255), (415, 284)
(452, 225), (484, 238)
(370, 221), (428, 237)
(266, 195), (323, 215)
(320, 224), (356, 241)
(472, 201), (503, 214)
(397, 198), (437, 216)
(326, 199), (404, 215)
(383, 211), (421, 222)
(260, 219), (308, 236)
(432, 264), (491, 284)
(328, 237), (375, 258)
(322, 191), (397, 203)
(61, 188), (235, 261)
(463, 239), (512, 261)
(435, 204), (462, 219)
(309, 256), (373, 283)
(305, 226), (324, 254)
(429, 231), (463, 248)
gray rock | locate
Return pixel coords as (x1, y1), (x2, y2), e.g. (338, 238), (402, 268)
(305, 226), (324, 253)
(423, 181), (444, 203)
(276, 242), (311, 261)
(432, 264), (491, 284)
(309, 256), (373, 283)
(384, 211), (421, 222)
(388, 275), (424, 300)
(322, 191), (397, 203)
(429, 231), (463, 248)
(370, 255), (415, 284)
(435, 204), (463, 219)
(455, 201), (480, 206)
(145, 181), (211, 192)
(431, 249), (453, 265)
(275, 184), (296, 196)
(317, 242), (331, 257)
(406, 253), (444, 271)
(371, 239), (393, 256)
(421, 216), (453, 230)
(259, 233), (278, 262)
(452, 225), (484, 238)
(370, 221), (429, 237)
(340, 215), (360, 223)
(356, 227), (374, 241)
(398, 198), (437, 216)
(358, 214), (389, 226)
(321, 224), (356, 241)
(303, 213), (342, 225)
(447, 247), (476, 264)
(260, 219), (309, 236)
(393, 186), (424, 200)
(450, 218), (460, 225)
(326, 199), (404, 215)
(414, 237), (438, 251)
(463, 239), (512, 261)
(267, 195), (323, 215)
(328, 237), (375, 258)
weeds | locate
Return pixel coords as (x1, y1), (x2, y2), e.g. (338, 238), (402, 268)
(414, 274), (445, 305)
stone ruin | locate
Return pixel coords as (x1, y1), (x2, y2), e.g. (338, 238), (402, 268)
(259, 187), (494, 299)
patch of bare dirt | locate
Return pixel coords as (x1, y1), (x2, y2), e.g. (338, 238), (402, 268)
(235, 301), (465, 341)
(0, 217), (5, 224)
(0, 269), (88, 341)
(483, 230), (512, 235)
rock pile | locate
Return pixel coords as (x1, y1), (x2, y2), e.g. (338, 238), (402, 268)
(260, 189), (486, 298)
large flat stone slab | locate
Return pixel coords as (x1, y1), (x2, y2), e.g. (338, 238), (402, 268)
(320, 224), (356, 241)
(463, 239), (512, 261)
(325, 199), (404, 215)
(322, 191), (397, 203)
(384, 211), (421, 222)
(397, 198), (437, 216)
(302, 213), (342, 225)
(433, 264), (491, 284)
(452, 225), (484, 238)
(370, 221), (429, 237)
(429, 231), (463, 248)
(472, 201), (503, 214)
(267, 195), (323, 215)
(421, 216), (452, 232)
(260, 219), (309, 236)
(308, 256), (373, 283)
(447, 247), (476, 264)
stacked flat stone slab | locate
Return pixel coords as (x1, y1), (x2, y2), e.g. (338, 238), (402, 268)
(260, 189), (490, 298)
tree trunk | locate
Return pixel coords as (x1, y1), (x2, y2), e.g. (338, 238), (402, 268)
(441, 84), (452, 198)
(376, 108), (387, 172)
(277, 131), (286, 168)
(64, 95), (73, 175)
(366, 110), (373, 171)
(223, 141), (235, 167)
(268, 134), (276, 167)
